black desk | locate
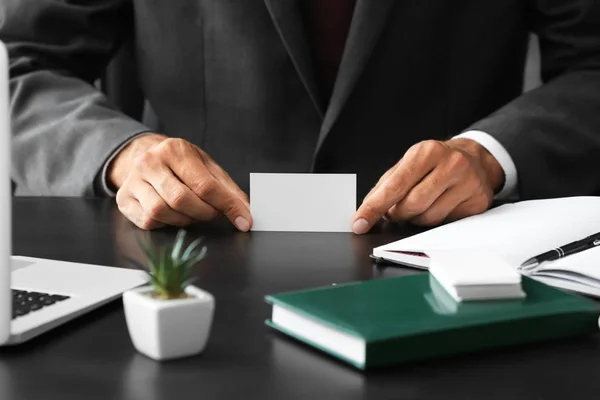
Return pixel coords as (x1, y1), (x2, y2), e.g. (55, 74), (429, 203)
(2, 197), (599, 400)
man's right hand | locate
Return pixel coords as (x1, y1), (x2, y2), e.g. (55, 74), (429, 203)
(108, 134), (252, 231)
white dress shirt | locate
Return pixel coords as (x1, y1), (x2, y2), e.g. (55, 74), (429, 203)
(454, 131), (518, 200)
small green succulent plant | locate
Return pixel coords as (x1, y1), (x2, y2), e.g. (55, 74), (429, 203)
(127, 230), (207, 300)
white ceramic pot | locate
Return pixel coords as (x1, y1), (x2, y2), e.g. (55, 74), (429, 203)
(123, 285), (215, 361)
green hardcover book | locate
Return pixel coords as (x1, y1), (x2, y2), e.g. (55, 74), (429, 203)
(265, 275), (600, 370)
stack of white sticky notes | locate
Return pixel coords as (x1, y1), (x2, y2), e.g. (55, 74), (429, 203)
(428, 249), (526, 302)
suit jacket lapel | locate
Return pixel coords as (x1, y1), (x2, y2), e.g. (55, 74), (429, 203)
(315, 0), (394, 154)
(264, 0), (324, 116)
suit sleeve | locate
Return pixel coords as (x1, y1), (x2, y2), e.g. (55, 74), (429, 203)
(0, 0), (151, 196)
(466, 0), (600, 199)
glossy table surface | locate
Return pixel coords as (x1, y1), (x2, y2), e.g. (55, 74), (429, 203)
(2, 197), (599, 400)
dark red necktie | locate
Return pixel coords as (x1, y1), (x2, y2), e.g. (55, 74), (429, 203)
(301, 0), (357, 104)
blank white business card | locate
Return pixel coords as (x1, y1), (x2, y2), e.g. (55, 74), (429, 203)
(250, 173), (356, 232)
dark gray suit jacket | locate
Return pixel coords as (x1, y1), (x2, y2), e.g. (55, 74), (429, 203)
(2, 0), (600, 200)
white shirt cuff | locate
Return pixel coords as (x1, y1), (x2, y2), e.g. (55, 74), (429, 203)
(99, 132), (152, 197)
(453, 130), (518, 200)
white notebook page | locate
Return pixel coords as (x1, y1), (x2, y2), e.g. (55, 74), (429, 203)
(534, 245), (600, 281)
(376, 197), (600, 267)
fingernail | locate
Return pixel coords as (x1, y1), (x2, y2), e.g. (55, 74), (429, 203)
(352, 219), (369, 235)
(234, 217), (250, 232)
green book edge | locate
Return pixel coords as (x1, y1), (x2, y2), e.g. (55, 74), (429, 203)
(265, 319), (366, 370)
(265, 293), (366, 338)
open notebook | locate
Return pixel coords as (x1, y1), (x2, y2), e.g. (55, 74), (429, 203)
(372, 197), (600, 298)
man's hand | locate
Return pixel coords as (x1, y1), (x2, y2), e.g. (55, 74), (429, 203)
(108, 134), (252, 231)
(351, 138), (504, 234)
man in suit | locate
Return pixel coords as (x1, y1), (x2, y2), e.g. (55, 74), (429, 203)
(2, 0), (600, 233)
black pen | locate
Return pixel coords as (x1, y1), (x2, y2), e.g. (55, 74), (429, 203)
(520, 231), (600, 270)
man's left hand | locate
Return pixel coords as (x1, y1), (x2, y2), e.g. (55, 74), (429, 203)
(351, 138), (505, 234)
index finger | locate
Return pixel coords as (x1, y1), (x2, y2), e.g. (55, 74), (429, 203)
(166, 155), (253, 231)
(352, 143), (441, 234)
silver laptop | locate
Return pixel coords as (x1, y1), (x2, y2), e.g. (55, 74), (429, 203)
(0, 42), (148, 345)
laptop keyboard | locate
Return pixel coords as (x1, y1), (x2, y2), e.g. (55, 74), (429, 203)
(12, 290), (70, 320)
